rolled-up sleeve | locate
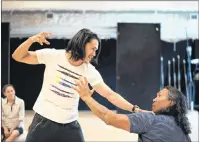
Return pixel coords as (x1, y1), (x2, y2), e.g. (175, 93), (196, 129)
(126, 112), (155, 134)
(19, 100), (25, 121)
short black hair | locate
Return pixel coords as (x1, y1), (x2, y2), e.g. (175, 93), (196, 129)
(66, 28), (101, 64)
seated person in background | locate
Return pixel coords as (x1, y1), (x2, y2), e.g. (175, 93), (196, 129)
(1, 84), (25, 142)
(73, 77), (192, 142)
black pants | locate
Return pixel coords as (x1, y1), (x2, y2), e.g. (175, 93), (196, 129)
(25, 113), (85, 142)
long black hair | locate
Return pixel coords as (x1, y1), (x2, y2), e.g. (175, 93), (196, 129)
(159, 86), (191, 135)
(66, 28), (101, 64)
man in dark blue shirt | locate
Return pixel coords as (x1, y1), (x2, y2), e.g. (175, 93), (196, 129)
(73, 77), (191, 142)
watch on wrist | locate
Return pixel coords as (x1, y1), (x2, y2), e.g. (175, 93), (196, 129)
(132, 105), (139, 112)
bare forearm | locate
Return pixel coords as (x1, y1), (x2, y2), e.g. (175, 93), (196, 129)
(108, 92), (133, 112)
(12, 38), (33, 61)
(84, 97), (115, 124)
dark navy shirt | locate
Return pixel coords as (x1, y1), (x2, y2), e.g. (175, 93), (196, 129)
(126, 112), (191, 142)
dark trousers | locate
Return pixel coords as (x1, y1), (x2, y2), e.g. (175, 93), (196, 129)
(26, 113), (85, 142)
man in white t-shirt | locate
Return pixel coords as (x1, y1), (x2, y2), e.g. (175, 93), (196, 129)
(12, 29), (140, 142)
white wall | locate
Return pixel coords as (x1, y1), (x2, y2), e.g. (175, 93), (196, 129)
(2, 1), (198, 40)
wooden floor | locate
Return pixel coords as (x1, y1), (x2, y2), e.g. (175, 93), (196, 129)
(24, 110), (198, 142)
(24, 110), (138, 141)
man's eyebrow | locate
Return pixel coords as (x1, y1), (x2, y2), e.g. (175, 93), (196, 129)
(93, 46), (98, 50)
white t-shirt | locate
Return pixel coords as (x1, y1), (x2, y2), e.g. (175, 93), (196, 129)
(33, 48), (103, 124)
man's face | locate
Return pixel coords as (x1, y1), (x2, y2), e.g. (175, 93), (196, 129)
(4, 86), (15, 100)
(152, 88), (174, 113)
(84, 39), (98, 63)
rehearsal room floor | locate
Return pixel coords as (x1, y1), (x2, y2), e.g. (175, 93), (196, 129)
(24, 110), (198, 142)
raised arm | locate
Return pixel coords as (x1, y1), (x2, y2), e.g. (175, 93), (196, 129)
(83, 96), (130, 132)
(73, 77), (154, 133)
(93, 82), (134, 112)
(72, 78), (131, 132)
(12, 32), (51, 64)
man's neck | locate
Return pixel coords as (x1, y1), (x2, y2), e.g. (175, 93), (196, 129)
(156, 108), (176, 116)
(69, 59), (84, 66)
(66, 52), (84, 66)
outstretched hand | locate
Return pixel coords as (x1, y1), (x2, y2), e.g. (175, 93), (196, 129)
(72, 77), (95, 101)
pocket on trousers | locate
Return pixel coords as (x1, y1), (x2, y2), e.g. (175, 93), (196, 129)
(69, 121), (80, 129)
